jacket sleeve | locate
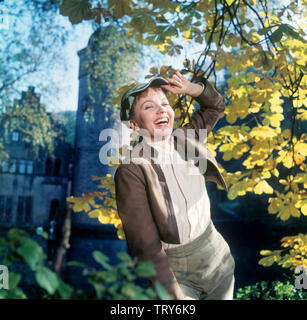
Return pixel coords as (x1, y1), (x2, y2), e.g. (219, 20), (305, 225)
(114, 164), (186, 300)
(184, 77), (226, 137)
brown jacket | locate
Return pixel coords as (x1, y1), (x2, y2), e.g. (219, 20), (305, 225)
(114, 78), (227, 299)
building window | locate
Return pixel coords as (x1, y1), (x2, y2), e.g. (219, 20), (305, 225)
(12, 131), (19, 142)
(26, 160), (33, 175)
(45, 157), (53, 176)
(17, 196), (32, 224)
(0, 195), (13, 223)
(1, 159), (9, 172)
(19, 159), (26, 174)
(54, 158), (61, 176)
(9, 159), (16, 173)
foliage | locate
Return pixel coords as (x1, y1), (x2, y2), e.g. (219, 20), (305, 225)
(67, 174), (125, 239)
(52, 110), (77, 147)
(0, 227), (73, 299)
(0, 0), (73, 162)
(61, 0), (307, 271)
(259, 233), (307, 270)
(79, 24), (140, 124)
(0, 227), (172, 300)
(0, 87), (58, 162)
(67, 250), (172, 300)
(235, 278), (307, 300)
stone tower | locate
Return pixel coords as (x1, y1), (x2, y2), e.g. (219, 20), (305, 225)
(66, 26), (139, 287)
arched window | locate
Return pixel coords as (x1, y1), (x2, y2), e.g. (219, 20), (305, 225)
(54, 158), (61, 177)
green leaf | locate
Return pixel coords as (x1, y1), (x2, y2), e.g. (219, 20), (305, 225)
(107, 282), (121, 296)
(7, 228), (28, 241)
(117, 264), (136, 281)
(92, 251), (112, 270)
(117, 252), (133, 264)
(258, 26), (273, 35)
(57, 278), (74, 299)
(104, 269), (118, 282)
(135, 261), (156, 278)
(35, 267), (59, 295)
(91, 282), (106, 300)
(60, 0), (92, 24)
(108, 0), (132, 18)
(16, 242), (43, 271)
(4, 288), (27, 299)
(154, 281), (173, 300)
(64, 261), (88, 268)
(121, 283), (141, 298)
(270, 28), (283, 43)
(145, 287), (157, 299)
(8, 272), (21, 289)
(279, 24), (306, 42)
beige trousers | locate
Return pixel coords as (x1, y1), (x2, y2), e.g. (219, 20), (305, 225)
(165, 220), (235, 300)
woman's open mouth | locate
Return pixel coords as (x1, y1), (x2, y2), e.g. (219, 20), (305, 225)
(154, 117), (169, 127)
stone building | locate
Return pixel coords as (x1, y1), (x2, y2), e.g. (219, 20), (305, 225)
(0, 86), (74, 261)
(0, 26), (138, 291)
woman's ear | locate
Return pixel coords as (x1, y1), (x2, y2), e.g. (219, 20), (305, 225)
(129, 119), (140, 131)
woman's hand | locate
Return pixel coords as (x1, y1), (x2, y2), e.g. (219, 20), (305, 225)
(161, 71), (204, 98)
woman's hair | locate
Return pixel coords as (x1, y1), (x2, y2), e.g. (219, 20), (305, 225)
(129, 85), (168, 120)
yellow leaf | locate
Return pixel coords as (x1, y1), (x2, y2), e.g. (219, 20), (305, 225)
(254, 180), (273, 194)
(277, 150), (294, 168)
(88, 209), (101, 218)
(295, 142), (307, 156)
(98, 210), (111, 224)
(277, 206), (291, 221)
(67, 196), (92, 213)
(259, 256), (275, 267)
(184, 29), (192, 41)
(289, 203), (301, 218)
(299, 201), (307, 215)
(260, 250), (273, 256)
(268, 197), (283, 214)
(227, 181), (248, 200)
(294, 151), (305, 165)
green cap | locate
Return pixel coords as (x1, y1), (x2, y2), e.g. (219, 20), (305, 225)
(120, 76), (169, 121)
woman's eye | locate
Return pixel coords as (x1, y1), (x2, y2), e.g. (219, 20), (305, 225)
(145, 106), (153, 110)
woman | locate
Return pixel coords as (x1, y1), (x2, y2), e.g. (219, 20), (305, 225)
(114, 71), (235, 300)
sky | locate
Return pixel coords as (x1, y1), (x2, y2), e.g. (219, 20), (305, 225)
(34, 7), (207, 114)
(53, 21), (198, 113)
(4, 0), (301, 114)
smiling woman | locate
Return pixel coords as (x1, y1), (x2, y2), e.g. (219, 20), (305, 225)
(115, 72), (235, 300)
(129, 86), (175, 142)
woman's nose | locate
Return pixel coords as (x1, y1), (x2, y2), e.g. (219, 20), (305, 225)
(157, 104), (167, 112)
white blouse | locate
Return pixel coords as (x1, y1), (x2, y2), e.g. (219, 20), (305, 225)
(146, 136), (211, 249)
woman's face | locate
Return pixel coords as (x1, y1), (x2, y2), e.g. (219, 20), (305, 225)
(129, 87), (174, 142)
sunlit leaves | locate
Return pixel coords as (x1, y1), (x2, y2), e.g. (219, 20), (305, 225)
(259, 234), (307, 269)
(268, 192), (304, 220)
(254, 180), (274, 195)
(67, 175), (124, 239)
